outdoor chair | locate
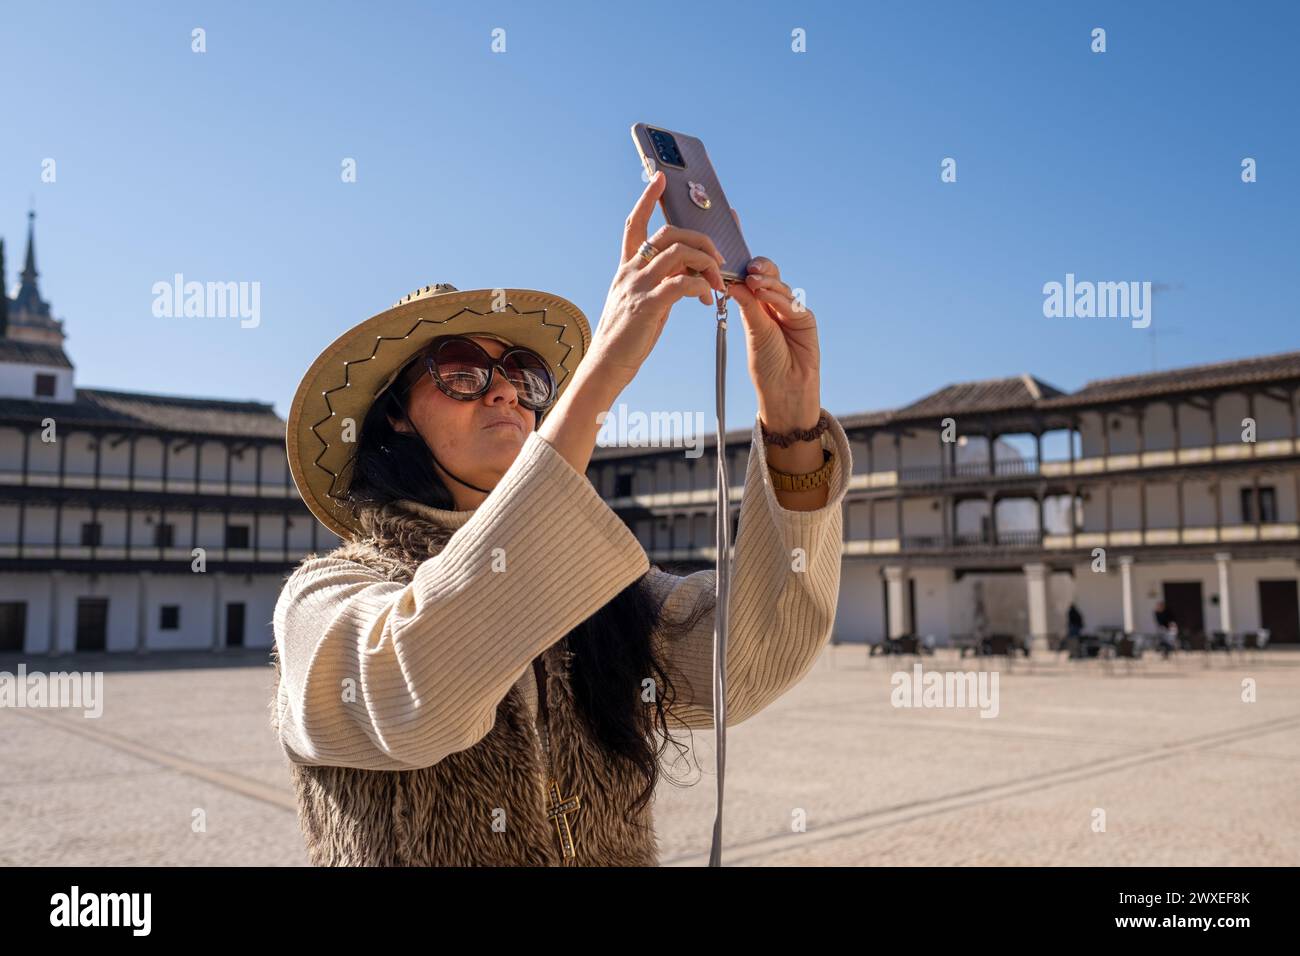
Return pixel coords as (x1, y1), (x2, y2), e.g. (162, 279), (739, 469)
(869, 634), (923, 661)
(1182, 630), (1213, 668)
(1102, 634), (1144, 675)
(1071, 631), (1107, 661)
(1242, 629), (1271, 663)
(975, 633), (1018, 671)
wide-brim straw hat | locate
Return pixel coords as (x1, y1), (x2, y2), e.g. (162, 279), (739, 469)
(286, 283), (591, 540)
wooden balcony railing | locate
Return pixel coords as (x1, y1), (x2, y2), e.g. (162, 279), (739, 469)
(897, 458), (1040, 484)
(903, 531), (1044, 551)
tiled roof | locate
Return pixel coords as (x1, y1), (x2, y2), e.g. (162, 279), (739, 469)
(840, 351), (1300, 434)
(1040, 349), (1300, 407)
(0, 338), (72, 368)
(894, 374), (1065, 420)
(0, 386), (285, 439)
(833, 408), (892, 430)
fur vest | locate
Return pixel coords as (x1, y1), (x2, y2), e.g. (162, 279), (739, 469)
(270, 503), (662, 867)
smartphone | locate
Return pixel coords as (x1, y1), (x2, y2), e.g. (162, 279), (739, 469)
(630, 123), (753, 284)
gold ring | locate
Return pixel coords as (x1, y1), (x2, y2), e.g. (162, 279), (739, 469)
(636, 240), (659, 263)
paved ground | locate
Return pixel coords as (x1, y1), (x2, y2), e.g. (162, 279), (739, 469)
(2, 645), (1297, 866)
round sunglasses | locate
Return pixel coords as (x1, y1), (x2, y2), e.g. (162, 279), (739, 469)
(410, 335), (557, 411)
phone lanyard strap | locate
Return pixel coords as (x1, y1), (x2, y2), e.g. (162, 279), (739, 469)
(709, 289), (731, 867)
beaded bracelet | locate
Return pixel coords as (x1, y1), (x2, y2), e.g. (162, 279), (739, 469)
(760, 413), (830, 448)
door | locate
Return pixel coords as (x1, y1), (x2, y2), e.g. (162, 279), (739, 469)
(1162, 582), (1204, 636)
(1258, 580), (1299, 644)
(225, 602), (246, 648)
(908, 578), (917, 636)
(0, 602), (26, 652)
(75, 597), (109, 652)
(881, 576), (890, 639)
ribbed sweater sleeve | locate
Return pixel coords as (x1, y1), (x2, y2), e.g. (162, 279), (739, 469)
(646, 407), (851, 730)
(272, 429), (650, 770)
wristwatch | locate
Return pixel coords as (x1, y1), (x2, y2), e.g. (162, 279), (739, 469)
(767, 448), (834, 492)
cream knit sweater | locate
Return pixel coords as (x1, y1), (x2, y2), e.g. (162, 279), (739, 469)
(273, 408), (851, 771)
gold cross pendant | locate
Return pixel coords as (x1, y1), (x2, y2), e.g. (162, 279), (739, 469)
(546, 779), (581, 860)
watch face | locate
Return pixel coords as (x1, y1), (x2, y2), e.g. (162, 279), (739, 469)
(769, 450), (832, 491)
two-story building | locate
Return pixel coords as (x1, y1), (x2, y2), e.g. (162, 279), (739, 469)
(4, 207), (1295, 653)
(587, 352), (1300, 648)
(0, 213), (335, 654)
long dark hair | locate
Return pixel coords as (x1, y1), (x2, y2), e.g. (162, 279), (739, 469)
(344, 366), (709, 822)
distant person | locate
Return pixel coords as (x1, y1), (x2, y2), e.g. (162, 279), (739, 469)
(1067, 604), (1084, 638)
(1154, 601), (1179, 658)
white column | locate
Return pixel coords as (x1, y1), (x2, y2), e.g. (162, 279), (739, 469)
(1215, 552), (1233, 633)
(1118, 556), (1135, 634)
(1023, 562), (1049, 651)
(48, 571), (64, 656)
(884, 566), (910, 638)
(136, 571), (150, 654)
(211, 572), (224, 652)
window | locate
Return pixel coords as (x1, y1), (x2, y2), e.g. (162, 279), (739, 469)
(1241, 486), (1278, 523)
(153, 522), (174, 547)
(159, 605), (180, 630)
(225, 524), (251, 548)
(80, 522), (102, 547)
(34, 373), (56, 397)
(634, 519), (652, 545)
(615, 473), (634, 497)
(0, 602), (26, 652)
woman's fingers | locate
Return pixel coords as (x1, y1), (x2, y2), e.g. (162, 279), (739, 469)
(644, 224), (726, 268)
(725, 277), (768, 322)
(621, 171), (666, 262)
(640, 242), (725, 291)
(753, 285), (815, 324)
(744, 271), (793, 300)
(645, 273), (714, 308)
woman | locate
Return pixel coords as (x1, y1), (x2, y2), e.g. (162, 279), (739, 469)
(271, 170), (852, 866)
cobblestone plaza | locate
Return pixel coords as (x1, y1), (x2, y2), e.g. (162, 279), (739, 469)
(2, 644), (1295, 866)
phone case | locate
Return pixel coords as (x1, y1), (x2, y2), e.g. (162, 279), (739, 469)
(630, 123), (753, 282)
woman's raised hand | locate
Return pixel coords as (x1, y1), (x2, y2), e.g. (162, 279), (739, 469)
(722, 210), (822, 435)
(586, 170), (728, 390)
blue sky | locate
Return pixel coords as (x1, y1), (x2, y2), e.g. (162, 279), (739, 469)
(2, 0), (1296, 431)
